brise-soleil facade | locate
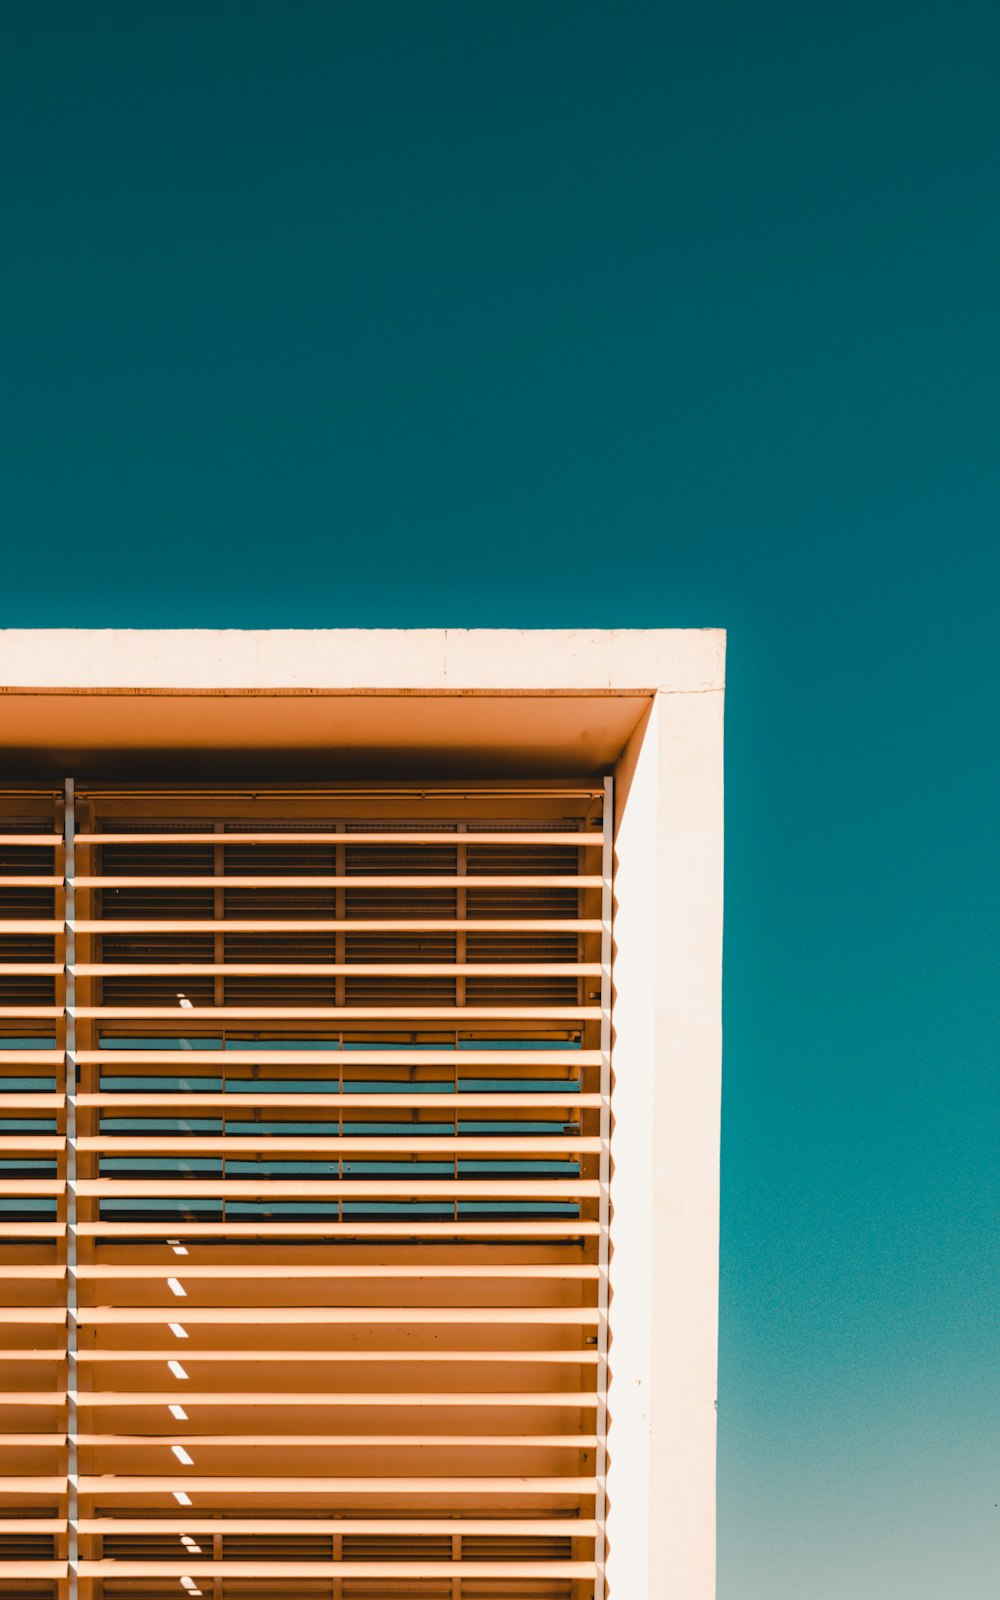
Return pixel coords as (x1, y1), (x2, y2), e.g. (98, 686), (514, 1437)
(0, 629), (724, 1600)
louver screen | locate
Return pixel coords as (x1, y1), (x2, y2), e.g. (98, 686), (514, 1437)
(0, 782), (611, 1600)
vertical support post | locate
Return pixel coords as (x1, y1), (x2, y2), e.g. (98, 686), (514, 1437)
(335, 824), (346, 1009)
(213, 1529), (223, 1598)
(594, 775), (613, 1599)
(214, 823), (226, 1174)
(332, 1530), (343, 1600)
(454, 824), (467, 1220)
(451, 1531), (462, 1597)
(64, 778), (78, 1600)
(455, 824), (467, 1008)
(213, 822), (225, 1007)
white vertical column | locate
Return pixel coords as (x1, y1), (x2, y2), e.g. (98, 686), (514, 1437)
(63, 778), (78, 1600)
(606, 686), (724, 1600)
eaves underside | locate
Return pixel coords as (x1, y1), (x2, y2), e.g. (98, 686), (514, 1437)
(0, 687), (655, 782)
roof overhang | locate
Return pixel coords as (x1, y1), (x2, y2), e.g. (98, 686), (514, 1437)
(0, 628), (725, 779)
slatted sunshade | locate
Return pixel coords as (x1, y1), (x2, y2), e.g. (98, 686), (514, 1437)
(0, 784), (611, 1600)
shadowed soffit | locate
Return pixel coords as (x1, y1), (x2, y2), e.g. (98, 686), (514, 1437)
(0, 689), (653, 779)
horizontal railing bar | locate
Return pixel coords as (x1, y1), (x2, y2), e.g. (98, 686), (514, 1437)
(75, 961), (602, 977)
(75, 1307), (600, 1324)
(73, 1220), (601, 1238)
(77, 1349), (600, 1363)
(0, 1308), (64, 1321)
(0, 1518), (65, 1532)
(0, 1392), (64, 1402)
(0, 1562), (65, 1577)
(76, 1050), (599, 1066)
(0, 1432), (66, 1444)
(0, 1049), (63, 1062)
(75, 1473), (597, 1493)
(76, 1515), (597, 1534)
(0, 1098), (64, 1114)
(71, 783), (602, 796)
(0, 1220), (65, 1236)
(79, 1092), (601, 1109)
(6, 1263), (592, 1283)
(71, 918), (603, 933)
(0, 1180), (63, 1194)
(73, 874), (602, 888)
(78, 1391), (598, 1406)
(74, 1005), (601, 1019)
(73, 1263), (599, 1280)
(77, 1560), (597, 1578)
(74, 832), (605, 845)
(75, 1136), (600, 1154)
(72, 1432), (598, 1447)
(0, 1351), (65, 1360)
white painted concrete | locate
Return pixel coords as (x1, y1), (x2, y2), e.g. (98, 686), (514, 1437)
(0, 627), (723, 693)
(608, 681), (724, 1600)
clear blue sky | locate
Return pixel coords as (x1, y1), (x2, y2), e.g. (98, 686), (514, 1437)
(2, 4), (998, 1594)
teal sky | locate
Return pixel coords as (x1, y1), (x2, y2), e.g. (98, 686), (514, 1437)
(2, 4), (998, 1594)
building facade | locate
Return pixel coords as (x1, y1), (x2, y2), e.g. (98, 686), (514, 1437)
(0, 629), (724, 1600)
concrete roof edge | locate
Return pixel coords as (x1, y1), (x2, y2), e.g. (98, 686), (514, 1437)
(0, 628), (725, 694)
